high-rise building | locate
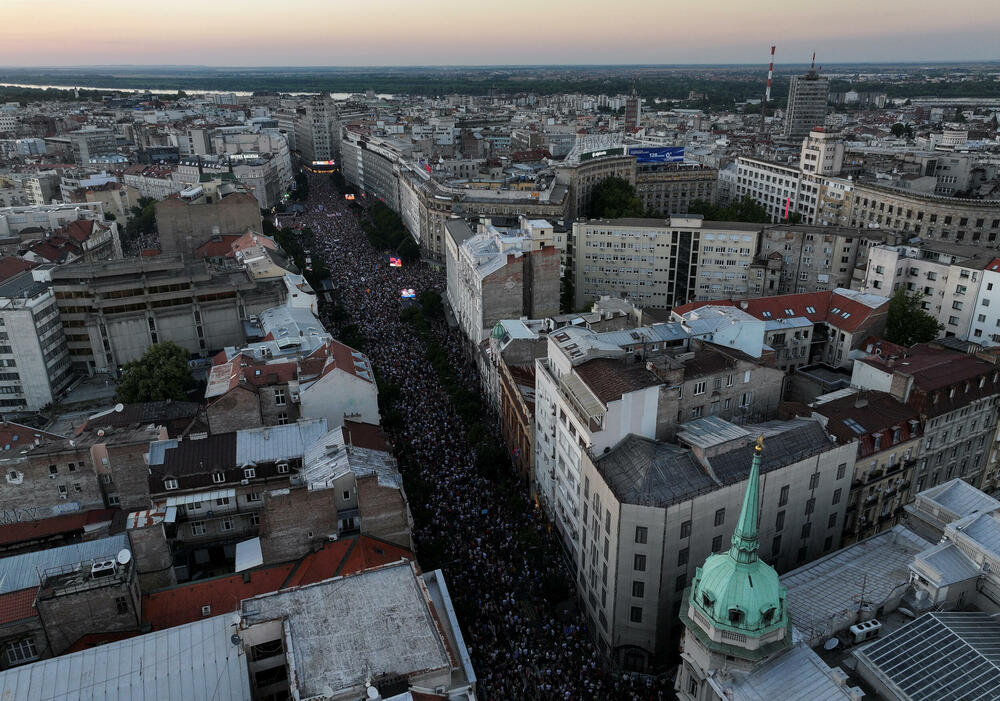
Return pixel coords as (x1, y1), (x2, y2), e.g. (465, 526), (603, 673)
(784, 64), (829, 140)
(624, 88), (640, 131)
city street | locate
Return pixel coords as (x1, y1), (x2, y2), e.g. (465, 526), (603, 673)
(297, 173), (672, 700)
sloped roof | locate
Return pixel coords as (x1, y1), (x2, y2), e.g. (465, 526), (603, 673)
(596, 434), (714, 507)
(0, 256), (37, 283)
(574, 358), (661, 404)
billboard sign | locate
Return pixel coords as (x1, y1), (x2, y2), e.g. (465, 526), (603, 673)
(630, 146), (685, 164)
(579, 147), (625, 162)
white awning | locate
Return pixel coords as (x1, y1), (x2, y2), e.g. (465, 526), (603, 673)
(165, 488), (236, 507)
(235, 537), (263, 573)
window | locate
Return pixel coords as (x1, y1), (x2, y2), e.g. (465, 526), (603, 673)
(805, 498), (815, 515)
(809, 472), (820, 490)
(115, 596), (129, 615)
(635, 526), (648, 544)
(164, 478), (178, 490)
(4, 638), (38, 665)
(828, 513), (838, 529)
(212, 472), (225, 484)
(48, 464), (57, 476)
(633, 554), (646, 571)
(191, 521), (206, 536)
(693, 381), (706, 396)
(274, 389), (287, 406)
(771, 535), (782, 556)
(739, 392), (751, 408)
(247, 492), (262, 503)
(801, 523), (812, 539)
(712, 535), (723, 552)
(630, 606), (643, 623)
(221, 518), (234, 532)
(680, 520), (691, 539)
(832, 488), (842, 505)
(57, 485), (67, 497)
(714, 508), (725, 526)
(277, 463), (289, 474)
(216, 497), (230, 506)
(632, 580), (645, 598)
(779, 485), (789, 506)
(678, 548), (689, 566)
(775, 510), (785, 531)
(743, 370), (751, 383)
(276, 412), (289, 426)
(249, 512), (260, 527)
(675, 574), (687, 592)
(67, 462), (76, 472)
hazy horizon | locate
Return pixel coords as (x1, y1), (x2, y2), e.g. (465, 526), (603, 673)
(4, 0), (1000, 67)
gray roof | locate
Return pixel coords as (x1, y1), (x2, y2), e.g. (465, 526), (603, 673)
(0, 614), (251, 701)
(782, 526), (931, 644)
(296, 426), (401, 490)
(595, 434), (715, 507)
(854, 612), (1000, 701)
(951, 510), (1000, 561)
(0, 534), (128, 593)
(921, 478), (1000, 521)
(677, 416), (751, 450)
(240, 561), (452, 699)
(235, 418), (328, 466)
(708, 419), (834, 486)
(714, 643), (859, 700)
(913, 541), (981, 586)
(445, 217), (474, 248)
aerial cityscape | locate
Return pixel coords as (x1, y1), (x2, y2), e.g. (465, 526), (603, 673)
(0, 2), (999, 700)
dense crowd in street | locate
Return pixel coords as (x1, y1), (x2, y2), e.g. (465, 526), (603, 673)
(297, 174), (673, 700)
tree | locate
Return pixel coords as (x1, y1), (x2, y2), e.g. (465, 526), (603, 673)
(115, 342), (195, 403)
(689, 196), (771, 224)
(588, 177), (644, 219)
(884, 288), (943, 347)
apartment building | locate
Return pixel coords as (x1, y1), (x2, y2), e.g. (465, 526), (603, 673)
(0, 273), (73, 412)
(572, 216), (760, 310)
(445, 219), (560, 347)
(784, 70), (829, 140)
(803, 390), (922, 544)
(971, 258), (1000, 346)
(533, 326), (782, 558)
(0, 202), (105, 238)
(634, 163), (716, 217)
(732, 156), (823, 224)
(122, 164), (180, 200)
(576, 416), (855, 671)
(852, 343), (1000, 492)
(752, 224), (869, 295)
(674, 288), (890, 369)
(858, 240), (991, 339)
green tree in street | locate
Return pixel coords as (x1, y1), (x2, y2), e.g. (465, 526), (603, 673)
(115, 342), (195, 403)
(884, 288), (943, 346)
(689, 196), (771, 223)
(588, 177), (645, 219)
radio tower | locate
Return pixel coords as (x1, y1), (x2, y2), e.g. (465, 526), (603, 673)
(758, 45), (775, 141)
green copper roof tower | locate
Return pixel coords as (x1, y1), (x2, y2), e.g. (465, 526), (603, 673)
(682, 435), (790, 659)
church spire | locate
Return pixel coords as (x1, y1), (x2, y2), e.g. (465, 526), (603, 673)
(729, 435), (764, 564)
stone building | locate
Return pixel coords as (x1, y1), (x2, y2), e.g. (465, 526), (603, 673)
(556, 151), (636, 220)
(577, 418), (855, 672)
(634, 163), (716, 217)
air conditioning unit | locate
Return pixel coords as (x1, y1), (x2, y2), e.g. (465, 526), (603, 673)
(241, 479), (249, 485)
(91, 560), (116, 579)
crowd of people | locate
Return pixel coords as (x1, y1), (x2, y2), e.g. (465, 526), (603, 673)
(296, 174), (673, 700)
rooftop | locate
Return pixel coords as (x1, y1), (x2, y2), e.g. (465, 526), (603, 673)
(712, 642), (861, 701)
(595, 434), (714, 508)
(0, 614), (250, 701)
(240, 561), (455, 699)
(0, 533), (129, 594)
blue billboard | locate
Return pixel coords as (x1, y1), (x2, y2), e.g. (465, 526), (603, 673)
(630, 146), (685, 164)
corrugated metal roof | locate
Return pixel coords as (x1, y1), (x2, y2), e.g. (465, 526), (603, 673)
(914, 541), (981, 586)
(234, 418), (328, 466)
(0, 534), (128, 593)
(0, 614), (251, 701)
(595, 434), (715, 507)
(677, 416), (751, 449)
(924, 478), (1000, 520)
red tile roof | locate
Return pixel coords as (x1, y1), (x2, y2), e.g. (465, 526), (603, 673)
(574, 358), (661, 404)
(674, 289), (889, 333)
(0, 588), (37, 625)
(0, 257), (37, 283)
(63, 631), (141, 654)
(143, 536), (412, 630)
(342, 420), (390, 452)
(60, 219), (95, 242)
(195, 235), (240, 259)
(0, 421), (63, 452)
(0, 508), (117, 547)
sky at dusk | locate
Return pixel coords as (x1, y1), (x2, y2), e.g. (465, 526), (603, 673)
(3, 0), (999, 66)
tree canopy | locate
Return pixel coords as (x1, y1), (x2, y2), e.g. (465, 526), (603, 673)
(588, 177), (645, 219)
(115, 342), (196, 403)
(884, 288), (943, 347)
(689, 196), (771, 224)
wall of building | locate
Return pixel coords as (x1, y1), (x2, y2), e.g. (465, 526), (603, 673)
(155, 193), (262, 258)
(259, 488), (338, 564)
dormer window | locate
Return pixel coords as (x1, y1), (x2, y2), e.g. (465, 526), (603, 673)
(761, 606), (776, 625)
(702, 592), (715, 610)
(244, 467), (256, 479)
(212, 472), (225, 484)
(276, 462), (289, 474)
(164, 478), (178, 490)
(728, 607), (744, 625)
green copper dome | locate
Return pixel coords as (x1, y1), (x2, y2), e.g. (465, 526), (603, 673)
(689, 436), (787, 636)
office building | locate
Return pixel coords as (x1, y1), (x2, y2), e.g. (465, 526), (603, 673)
(784, 67), (829, 140)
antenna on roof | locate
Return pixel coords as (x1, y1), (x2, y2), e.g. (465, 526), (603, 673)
(811, 52), (816, 70)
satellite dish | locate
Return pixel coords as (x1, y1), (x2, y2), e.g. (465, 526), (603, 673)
(114, 403), (125, 413)
(366, 687), (380, 700)
(824, 638), (840, 651)
(116, 549), (132, 565)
